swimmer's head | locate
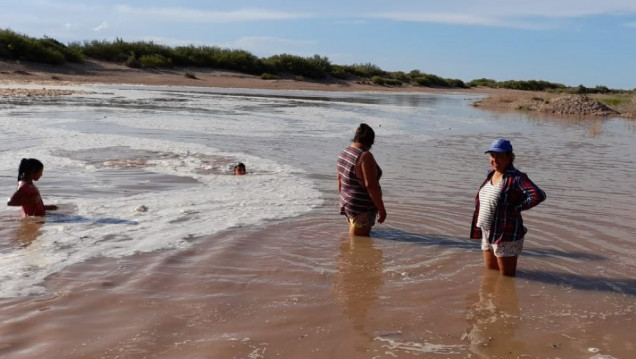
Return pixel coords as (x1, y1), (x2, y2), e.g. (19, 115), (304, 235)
(233, 162), (246, 175)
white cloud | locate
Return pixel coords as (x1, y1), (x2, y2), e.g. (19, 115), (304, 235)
(360, 1), (636, 19)
(115, 5), (310, 23)
(334, 19), (368, 25)
(367, 12), (550, 30)
(138, 36), (209, 47)
(471, 0), (636, 19)
(92, 21), (108, 32)
(359, 1), (636, 29)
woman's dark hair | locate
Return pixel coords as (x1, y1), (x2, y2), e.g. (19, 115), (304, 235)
(235, 162), (246, 171)
(18, 158), (43, 181)
(353, 123), (375, 149)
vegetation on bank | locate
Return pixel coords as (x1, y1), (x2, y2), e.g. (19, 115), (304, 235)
(467, 78), (628, 94)
(1, 29), (632, 93)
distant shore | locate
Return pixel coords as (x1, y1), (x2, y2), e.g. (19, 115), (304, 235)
(1, 59), (634, 118)
(0, 59), (467, 93)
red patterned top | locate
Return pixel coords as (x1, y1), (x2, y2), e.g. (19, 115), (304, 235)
(8, 181), (45, 217)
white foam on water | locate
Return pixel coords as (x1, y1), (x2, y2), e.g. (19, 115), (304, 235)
(374, 336), (464, 355)
(0, 87), (325, 297)
(94, 87), (411, 140)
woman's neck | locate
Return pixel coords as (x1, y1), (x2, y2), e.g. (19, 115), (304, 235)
(352, 142), (368, 151)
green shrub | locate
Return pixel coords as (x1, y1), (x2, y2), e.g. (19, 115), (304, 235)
(0, 29), (83, 64)
(27, 44), (66, 65)
(390, 71), (410, 83)
(263, 53), (330, 79)
(138, 54), (172, 68)
(408, 69), (423, 78)
(125, 52), (139, 68)
(467, 78), (499, 88)
(172, 46), (264, 74)
(498, 80), (566, 91)
(600, 98), (625, 106)
(372, 76), (402, 86)
(214, 49), (263, 74)
(414, 74), (449, 87)
(343, 63), (385, 78)
(330, 66), (349, 79)
(593, 85), (611, 94)
(260, 73), (278, 80)
(173, 46), (210, 66)
(372, 76), (386, 85)
(467, 78), (567, 91)
(79, 39), (172, 63)
(446, 78), (467, 88)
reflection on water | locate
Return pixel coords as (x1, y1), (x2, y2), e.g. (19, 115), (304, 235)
(13, 217), (44, 248)
(464, 270), (524, 358)
(332, 235), (384, 342)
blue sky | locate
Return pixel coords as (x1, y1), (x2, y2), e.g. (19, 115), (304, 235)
(2, 1), (636, 89)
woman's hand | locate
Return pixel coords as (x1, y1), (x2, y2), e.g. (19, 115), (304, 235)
(377, 207), (387, 223)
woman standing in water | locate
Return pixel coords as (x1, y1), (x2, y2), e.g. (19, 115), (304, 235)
(337, 123), (386, 236)
(470, 139), (546, 276)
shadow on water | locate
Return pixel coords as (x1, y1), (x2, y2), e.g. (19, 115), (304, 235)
(373, 228), (606, 261)
(517, 270), (636, 296)
(372, 228), (633, 295)
(47, 213), (139, 225)
(372, 227), (477, 251)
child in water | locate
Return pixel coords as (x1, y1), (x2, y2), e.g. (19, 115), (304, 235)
(233, 162), (246, 175)
(7, 158), (58, 217)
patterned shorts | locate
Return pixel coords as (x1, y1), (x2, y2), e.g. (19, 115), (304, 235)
(346, 211), (377, 229)
(481, 230), (524, 257)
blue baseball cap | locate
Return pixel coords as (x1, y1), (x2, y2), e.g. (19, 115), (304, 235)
(485, 138), (513, 153)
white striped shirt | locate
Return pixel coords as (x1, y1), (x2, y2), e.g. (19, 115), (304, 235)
(476, 180), (502, 229)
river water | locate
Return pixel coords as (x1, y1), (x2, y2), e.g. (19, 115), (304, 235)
(0, 84), (634, 358)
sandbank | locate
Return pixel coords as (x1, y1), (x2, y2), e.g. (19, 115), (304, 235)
(1, 59), (634, 118)
(0, 59), (472, 94)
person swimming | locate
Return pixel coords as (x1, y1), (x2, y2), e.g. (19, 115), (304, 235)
(233, 162), (246, 175)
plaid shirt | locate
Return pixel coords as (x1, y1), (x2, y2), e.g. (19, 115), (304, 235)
(470, 166), (546, 243)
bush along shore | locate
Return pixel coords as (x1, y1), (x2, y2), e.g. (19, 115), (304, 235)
(1, 29), (635, 118)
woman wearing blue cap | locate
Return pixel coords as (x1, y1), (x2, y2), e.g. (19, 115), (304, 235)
(470, 138), (546, 276)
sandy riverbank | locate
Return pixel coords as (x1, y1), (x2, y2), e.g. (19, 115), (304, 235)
(0, 59), (468, 94)
(2, 59), (635, 118)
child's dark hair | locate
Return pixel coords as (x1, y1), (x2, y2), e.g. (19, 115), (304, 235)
(18, 158), (43, 181)
(234, 162), (246, 171)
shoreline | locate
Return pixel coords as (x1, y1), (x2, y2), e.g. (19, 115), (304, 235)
(1, 59), (473, 94)
(2, 59), (635, 118)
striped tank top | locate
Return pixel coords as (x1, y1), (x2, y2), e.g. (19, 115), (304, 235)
(337, 145), (382, 216)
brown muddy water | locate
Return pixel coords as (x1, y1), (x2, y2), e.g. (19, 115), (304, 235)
(0, 85), (634, 358)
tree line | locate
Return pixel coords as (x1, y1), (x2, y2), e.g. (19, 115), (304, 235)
(0, 29), (628, 93)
